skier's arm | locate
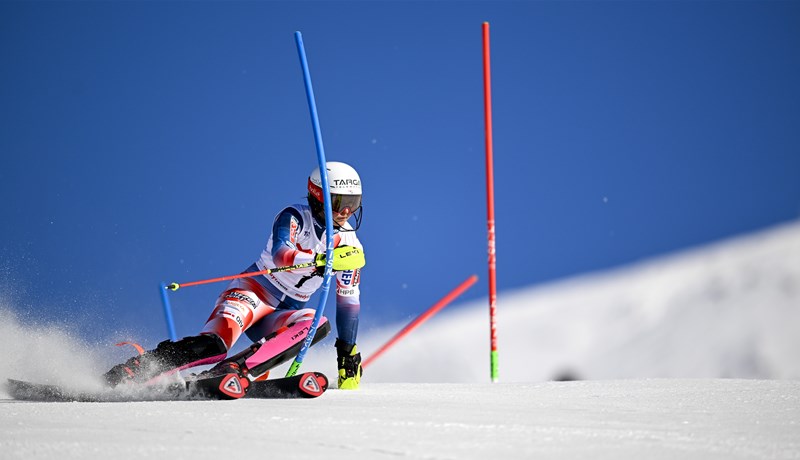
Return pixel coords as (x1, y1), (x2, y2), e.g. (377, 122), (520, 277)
(270, 208), (315, 267)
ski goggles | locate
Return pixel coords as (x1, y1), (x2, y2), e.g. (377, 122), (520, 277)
(331, 194), (362, 214)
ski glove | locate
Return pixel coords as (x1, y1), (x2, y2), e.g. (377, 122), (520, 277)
(315, 246), (366, 271)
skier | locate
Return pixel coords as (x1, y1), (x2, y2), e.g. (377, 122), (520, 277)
(105, 161), (366, 390)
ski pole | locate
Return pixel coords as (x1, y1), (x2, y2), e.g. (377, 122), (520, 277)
(166, 262), (316, 291)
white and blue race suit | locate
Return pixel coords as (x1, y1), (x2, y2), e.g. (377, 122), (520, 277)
(201, 204), (363, 350)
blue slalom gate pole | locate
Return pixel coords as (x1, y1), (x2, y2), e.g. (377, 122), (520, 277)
(159, 282), (178, 341)
(286, 31), (335, 377)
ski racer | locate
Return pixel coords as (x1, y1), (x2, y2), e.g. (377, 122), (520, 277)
(104, 161), (366, 390)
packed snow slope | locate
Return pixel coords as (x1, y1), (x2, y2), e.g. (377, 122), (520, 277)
(1, 380), (798, 460)
(1, 221), (799, 459)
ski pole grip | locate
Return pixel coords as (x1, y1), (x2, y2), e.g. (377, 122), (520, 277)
(167, 283), (180, 291)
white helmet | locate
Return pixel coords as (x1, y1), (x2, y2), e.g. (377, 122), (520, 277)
(308, 161), (363, 229)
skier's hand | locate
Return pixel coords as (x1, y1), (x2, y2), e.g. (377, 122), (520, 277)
(315, 246), (366, 271)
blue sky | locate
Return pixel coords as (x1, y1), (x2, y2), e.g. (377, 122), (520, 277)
(1, 1), (798, 347)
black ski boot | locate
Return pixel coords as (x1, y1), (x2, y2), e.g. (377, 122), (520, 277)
(104, 334), (227, 387)
(336, 338), (362, 390)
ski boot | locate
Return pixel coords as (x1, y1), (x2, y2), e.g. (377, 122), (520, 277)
(336, 338), (362, 390)
(104, 334), (227, 387)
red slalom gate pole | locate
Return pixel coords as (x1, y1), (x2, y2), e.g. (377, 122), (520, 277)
(362, 274), (478, 369)
(483, 22), (499, 382)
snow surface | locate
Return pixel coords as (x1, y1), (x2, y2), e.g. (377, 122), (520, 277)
(1, 380), (798, 460)
(1, 221), (799, 459)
